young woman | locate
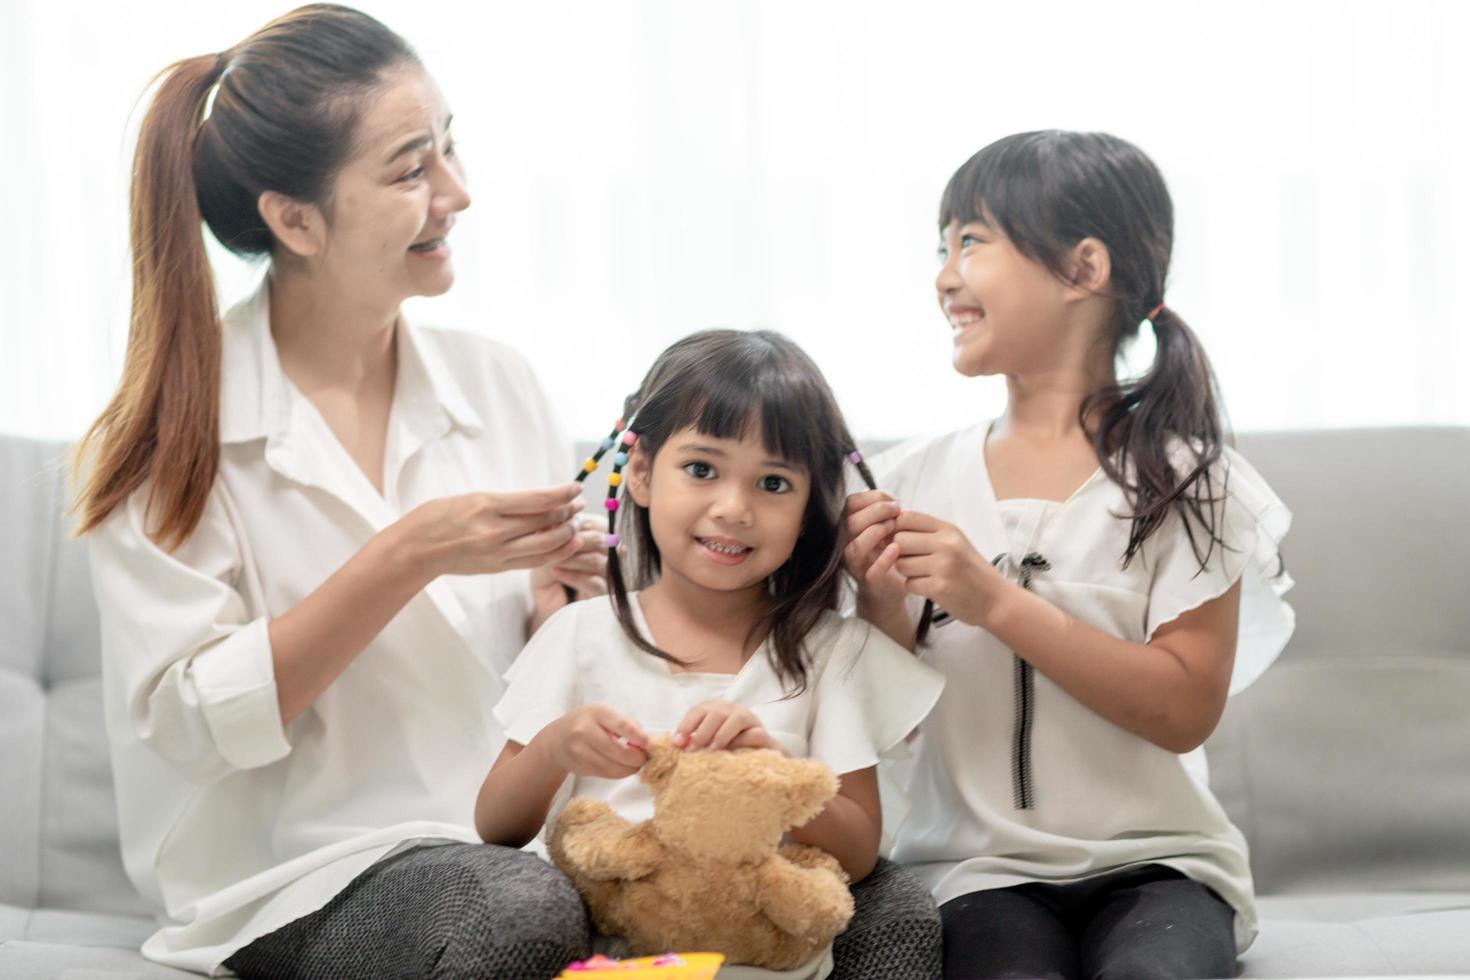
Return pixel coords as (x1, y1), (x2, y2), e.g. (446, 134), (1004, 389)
(75, 5), (602, 977)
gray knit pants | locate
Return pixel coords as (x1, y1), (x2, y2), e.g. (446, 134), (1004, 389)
(833, 857), (942, 980)
(224, 842), (591, 980)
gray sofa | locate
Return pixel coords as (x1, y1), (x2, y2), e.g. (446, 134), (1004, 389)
(2, 429), (1468, 978)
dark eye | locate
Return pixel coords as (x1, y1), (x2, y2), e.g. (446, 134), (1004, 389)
(960, 232), (985, 248)
(444, 140), (456, 158)
(760, 475), (792, 494)
(937, 244), (949, 262)
(399, 166), (425, 183)
(683, 461), (715, 480)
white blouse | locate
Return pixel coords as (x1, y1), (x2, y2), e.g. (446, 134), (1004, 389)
(876, 422), (1294, 954)
(494, 593), (945, 832)
(87, 278), (570, 975)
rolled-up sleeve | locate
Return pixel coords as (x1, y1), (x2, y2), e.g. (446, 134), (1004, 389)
(89, 482), (292, 782)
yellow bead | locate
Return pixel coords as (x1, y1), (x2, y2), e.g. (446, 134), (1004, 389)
(608, 473), (622, 486)
(582, 458), (597, 472)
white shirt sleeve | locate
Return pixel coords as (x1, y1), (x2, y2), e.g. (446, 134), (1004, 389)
(493, 602), (583, 746)
(1144, 446), (1296, 694)
(88, 482), (291, 782)
(806, 618), (945, 777)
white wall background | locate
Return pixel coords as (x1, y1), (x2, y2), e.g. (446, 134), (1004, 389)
(2, 0), (1466, 443)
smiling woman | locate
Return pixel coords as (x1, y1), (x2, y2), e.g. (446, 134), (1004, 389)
(69, 4), (603, 978)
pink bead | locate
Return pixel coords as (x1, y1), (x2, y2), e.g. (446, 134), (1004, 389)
(621, 430), (638, 446)
(848, 451), (863, 464)
(605, 533), (621, 548)
(605, 498), (619, 511)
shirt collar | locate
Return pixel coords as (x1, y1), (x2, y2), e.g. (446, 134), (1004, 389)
(218, 275), (483, 445)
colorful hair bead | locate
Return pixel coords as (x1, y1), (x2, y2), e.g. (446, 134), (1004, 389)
(608, 472), (622, 487)
(581, 457), (597, 473)
(613, 452), (629, 467)
(848, 451), (863, 464)
(621, 430), (638, 446)
(605, 533), (621, 549)
(605, 498), (619, 511)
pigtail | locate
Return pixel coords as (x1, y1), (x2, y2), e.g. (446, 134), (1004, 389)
(1082, 304), (1227, 569)
(72, 54), (227, 550)
(845, 447), (942, 647)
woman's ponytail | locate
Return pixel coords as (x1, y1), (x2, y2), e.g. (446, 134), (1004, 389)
(73, 54), (226, 550)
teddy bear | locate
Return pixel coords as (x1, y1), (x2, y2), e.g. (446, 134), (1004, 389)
(547, 737), (855, 972)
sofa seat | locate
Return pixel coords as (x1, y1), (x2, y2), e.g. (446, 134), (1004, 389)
(0, 903), (194, 978)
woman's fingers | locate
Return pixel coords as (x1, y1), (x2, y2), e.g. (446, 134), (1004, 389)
(496, 484), (583, 517)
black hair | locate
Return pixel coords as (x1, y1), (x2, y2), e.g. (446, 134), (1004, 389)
(939, 130), (1228, 573)
(604, 329), (863, 694)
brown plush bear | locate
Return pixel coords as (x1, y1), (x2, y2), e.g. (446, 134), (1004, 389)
(547, 738), (855, 971)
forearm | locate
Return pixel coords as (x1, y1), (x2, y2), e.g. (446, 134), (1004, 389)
(787, 784), (880, 882)
(982, 584), (1231, 752)
(474, 735), (571, 847)
(267, 526), (433, 726)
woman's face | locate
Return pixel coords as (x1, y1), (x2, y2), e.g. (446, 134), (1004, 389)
(309, 66), (471, 309)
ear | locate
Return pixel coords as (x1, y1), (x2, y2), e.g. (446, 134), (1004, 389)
(257, 190), (327, 259)
(783, 758), (839, 828)
(639, 736), (680, 790)
(1061, 237), (1112, 301)
(625, 442), (653, 508)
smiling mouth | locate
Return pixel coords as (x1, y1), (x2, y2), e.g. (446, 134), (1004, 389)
(697, 537), (752, 558)
(948, 310), (984, 329)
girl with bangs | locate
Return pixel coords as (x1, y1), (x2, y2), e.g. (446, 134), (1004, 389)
(476, 329), (945, 979)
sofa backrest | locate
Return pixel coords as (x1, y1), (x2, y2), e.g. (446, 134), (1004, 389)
(4, 429), (1467, 914)
(1207, 428), (1470, 894)
(0, 436), (148, 916)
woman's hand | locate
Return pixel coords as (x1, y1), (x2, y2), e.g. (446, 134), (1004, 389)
(891, 510), (1006, 627)
(388, 484), (586, 584)
(540, 704), (649, 779)
(674, 699), (782, 752)
(529, 515), (610, 630)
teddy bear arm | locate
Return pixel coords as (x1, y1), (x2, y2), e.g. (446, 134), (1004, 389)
(755, 857), (856, 940)
(556, 811), (666, 882)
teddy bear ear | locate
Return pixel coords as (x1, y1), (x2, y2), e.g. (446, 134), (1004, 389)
(784, 758), (840, 827)
(639, 736), (680, 788)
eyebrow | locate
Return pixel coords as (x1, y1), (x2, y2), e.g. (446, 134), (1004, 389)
(383, 113), (454, 166)
(676, 442), (802, 473)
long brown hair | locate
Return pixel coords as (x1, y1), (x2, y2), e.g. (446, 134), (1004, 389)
(606, 330), (865, 695)
(72, 4), (417, 549)
(940, 130), (1228, 570)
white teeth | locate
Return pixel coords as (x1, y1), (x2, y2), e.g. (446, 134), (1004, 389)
(700, 539), (749, 555)
(950, 313), (982, 328)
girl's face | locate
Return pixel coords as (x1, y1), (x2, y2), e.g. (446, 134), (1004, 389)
(628, 426), (811, 599)
(936, 219), (1074, 378)
(300, 67), (471, 310)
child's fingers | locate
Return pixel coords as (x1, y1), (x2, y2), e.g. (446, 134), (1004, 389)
(726, 726), (774, 751)
(895, 510), (946, 533)
(594, 734), (647, 772)
(708, 712), (757, 751)
(844, 490), (893, 517)
(590, 705), (648, 750)
(844, 520), (896, 568)
(684, 709), (728, 750)
(867, 540), (903, 583)
(846, 500), (901, 540)
(674, 705), (709, 739)
(893, 529), (940, 556)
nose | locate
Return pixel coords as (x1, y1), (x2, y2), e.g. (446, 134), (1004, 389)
(935, 249), (961, 297)
(431, 157), (472, 218)
(709, 483), (754, 527)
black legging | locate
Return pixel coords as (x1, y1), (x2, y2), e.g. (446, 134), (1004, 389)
(939, 864), (1236, 980)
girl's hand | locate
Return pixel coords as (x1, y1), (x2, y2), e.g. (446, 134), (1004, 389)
(890, 510), (1006, 627)
(542, 704), (649, 779)
(529, 516), (610, 630)
(390, 484), (587, 583)
(843, 490), (907, 608)
(674, 700), (783, 753)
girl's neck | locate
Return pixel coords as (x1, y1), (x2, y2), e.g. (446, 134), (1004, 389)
(998, 350), (1115, 443)
(638, 574), (769, 670)
(267, 267), (399, 392)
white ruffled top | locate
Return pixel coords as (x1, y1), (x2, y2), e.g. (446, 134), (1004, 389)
(876, 422), (1294, 954)
(495, 593), (945, 831)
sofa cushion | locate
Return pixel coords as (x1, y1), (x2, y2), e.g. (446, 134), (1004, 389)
(1241, 893), (1470, 977)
